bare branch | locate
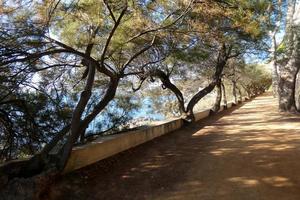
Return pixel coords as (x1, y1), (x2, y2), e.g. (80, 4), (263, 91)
(122, 54), (167, 77)
(0, 49), (71, 66)
(100, 2), (128, 67)
(125, 0), (193, 44)
(103, 0), (117, 23)
(132, 77), (146, 92)
(122, 36), (156, 70)
(32, 63), (80, 72)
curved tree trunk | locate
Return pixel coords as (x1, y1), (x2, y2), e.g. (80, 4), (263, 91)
(59, 76), (119, 169)
(150, 60), (227, 122)
(186, 80), (219, 121)
(185, 44), (229, 121)
(58, 63), (96, 169)
(0, 16), (123, 198)
(145, 45), (231, 122)
(150, 69), (186, 115)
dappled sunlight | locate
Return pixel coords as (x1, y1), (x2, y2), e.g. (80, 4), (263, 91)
(209, 147), (236, 156)
(241, 135), (277, 142)
(246, 143), (296, 151)
(256, 162), (277, 169)
(262, 176), (294, 187)
(142, 164), (163, 169)
(121, 175), (133, 179)
(227, 177), (260, 187)
(227, 176), (294, 188)
(271, 144), (296, 151)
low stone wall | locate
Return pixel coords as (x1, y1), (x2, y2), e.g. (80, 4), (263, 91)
(63, 98), (250, 173)
(64, 118), (184, 173)
(194, 109), (210, 122)
(227, 102), (233, 108)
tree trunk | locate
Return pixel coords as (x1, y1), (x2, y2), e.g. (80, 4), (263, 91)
(221, 82), (227, 109)
(58, 63), (96, 169)
(278, 64), (300, 112)
(147, 45), (230, 122)
(237, 86), (242, 102)
(185, 80), (217, 121)
(271, 7), (282, 97)
(151, 69), (186, 115)
(278, 0), (300, 112)
(272, 63), (279, 97)
(0, 25), (118, 199)
(186, 57), (227, 121)
(212, 80), (222, 113)
(80, 131), (85, 143)
(78, 77), (119, 134)
(240, 83), (251, 98)
(59, 76), (119, 169)
(232, 80), (237, 104)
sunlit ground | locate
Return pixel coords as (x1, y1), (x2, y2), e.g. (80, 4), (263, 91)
(50, 93), (300, 200)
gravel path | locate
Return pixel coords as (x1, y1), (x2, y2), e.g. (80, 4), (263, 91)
(48, 93), (300, 200)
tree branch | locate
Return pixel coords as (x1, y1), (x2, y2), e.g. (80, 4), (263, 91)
(122, 36), (156, 71)
(125, 0), (193, 44)
(103, 0), (117, 23)
(100, 2), (128, 67)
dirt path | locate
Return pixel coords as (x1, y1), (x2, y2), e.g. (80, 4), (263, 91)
(49, 93), (300, 200)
